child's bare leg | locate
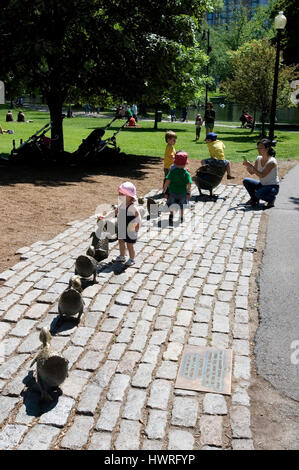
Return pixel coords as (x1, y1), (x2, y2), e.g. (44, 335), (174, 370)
(127, 243), (135, 260)
(118, 239), (126, 257)
(226, 162), (235, 179)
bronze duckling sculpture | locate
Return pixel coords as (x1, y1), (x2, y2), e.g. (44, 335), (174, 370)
(57, 275), (85, 324)
(30, 327), (69, 401)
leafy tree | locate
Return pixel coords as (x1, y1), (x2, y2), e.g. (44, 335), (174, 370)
(270, 0), (299, 67)
(200, 2), (277, 86)
(139, 42), (208, 126)
(0, 0), (215, 152)
(221, 39), (296, 136)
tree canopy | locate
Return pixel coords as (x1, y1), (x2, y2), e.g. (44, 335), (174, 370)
(1, 0), (215, 151)
(221, 39), (296, 136)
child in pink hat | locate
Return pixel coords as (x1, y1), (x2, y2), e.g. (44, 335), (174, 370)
(114, 182), (141, 266)
(97, 182), (141, 266)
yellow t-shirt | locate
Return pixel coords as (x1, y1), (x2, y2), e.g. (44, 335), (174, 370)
(164, 143), (176, 169)
(207, 140), (225, 160)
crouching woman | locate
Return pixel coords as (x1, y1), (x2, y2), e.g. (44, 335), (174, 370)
(243, 138), (279, 209)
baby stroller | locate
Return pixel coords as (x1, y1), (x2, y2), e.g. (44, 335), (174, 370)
(10, 122), (53, 162)
(240, 113), (254, 129)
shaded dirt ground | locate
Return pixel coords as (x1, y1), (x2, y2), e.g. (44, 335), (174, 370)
(0, 154), (297, 449)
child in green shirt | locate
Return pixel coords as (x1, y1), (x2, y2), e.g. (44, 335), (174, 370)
(163, 151), (192, 225)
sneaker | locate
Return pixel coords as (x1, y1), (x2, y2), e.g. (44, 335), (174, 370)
(169, 215), (173, 226)
(113, 255), (126, 263)
(264, 201), (275, 209)
(125, 258), (135, 267)
(227, 175), (235, 180)
(244, 199), (258, 207)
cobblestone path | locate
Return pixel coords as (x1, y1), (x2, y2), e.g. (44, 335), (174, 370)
(0, 184), (261, 450)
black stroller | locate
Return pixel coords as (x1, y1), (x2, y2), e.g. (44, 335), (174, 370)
(74, 117), (128, 162)
(9, 122), (53, 163)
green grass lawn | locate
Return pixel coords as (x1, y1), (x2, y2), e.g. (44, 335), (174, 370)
(1, 105), (298, 162)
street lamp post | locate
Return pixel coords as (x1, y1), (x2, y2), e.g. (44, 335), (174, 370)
(202, 29), (212, 109)
(269, 11), (287, 141)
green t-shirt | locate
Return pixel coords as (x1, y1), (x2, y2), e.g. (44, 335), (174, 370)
(166, 167), (192, 194)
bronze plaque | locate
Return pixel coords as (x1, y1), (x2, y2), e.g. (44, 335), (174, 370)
(175, 345), (233, 395)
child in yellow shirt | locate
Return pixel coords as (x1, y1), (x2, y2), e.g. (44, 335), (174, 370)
(164, 130), (177, 177)
(202, 132), (235, 180)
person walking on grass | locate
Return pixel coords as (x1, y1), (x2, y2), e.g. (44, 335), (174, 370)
(195, 113), (203, 141)
(98, 182), (141, 266)
(201, 132), (235, 180)
(203, 101), (215, 135)
(163, 151), (192, 225)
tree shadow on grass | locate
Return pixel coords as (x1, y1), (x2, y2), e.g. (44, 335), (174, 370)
(0, 153), (162, 187)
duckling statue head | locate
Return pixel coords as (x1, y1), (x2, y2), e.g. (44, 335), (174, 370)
(68, 274), (82, 293)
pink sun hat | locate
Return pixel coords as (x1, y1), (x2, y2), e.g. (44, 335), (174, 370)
(118, 181), (137, 200)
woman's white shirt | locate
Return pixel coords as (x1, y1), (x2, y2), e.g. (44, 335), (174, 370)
(257, 156), (279, 185)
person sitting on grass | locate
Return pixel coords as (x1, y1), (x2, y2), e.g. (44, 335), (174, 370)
(6, 110), (14, 122)
(201, 132), (235, 180)
(17, 110), (25, 122)
(163, 151), (192, 225)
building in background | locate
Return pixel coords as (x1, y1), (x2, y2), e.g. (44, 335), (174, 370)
(207, 0), (269, 26)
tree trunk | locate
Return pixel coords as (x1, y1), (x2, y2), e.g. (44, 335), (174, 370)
(154, 106), (158, 130)
(250, 108), (256, 134)
(47, 96), (65, 154)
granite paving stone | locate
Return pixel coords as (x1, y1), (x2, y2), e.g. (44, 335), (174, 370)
(199, 415), (223, 447)
(60, 415), (94, 450)
(203, 393), (228, 415)
(168, 430), (195, 450)
(106, 373), (130, 401)
(18, 424), (61, 450)
(115, 420), (141, 450)
(122, 388), (147, 420)
(88, 432), (112, 450)
(39, 396), (75, 427)
(234, 356), (251, 380)
(61, 370), (91, 399)
(132, 363), (155, 388)
(0, 354), (29, 380)
(171, 396), (199, 427)
(77, 383), (103, 415)
(147, 379), (172, 410)
(142, 344), (160, 364)
(0, 396), (19, 424)
(145, 409), (168, 440)
(95, 401), (121, 431)
(0, 424), (28, 450)
(230, 405), (252, 438)
(0, 322), (11, 340)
